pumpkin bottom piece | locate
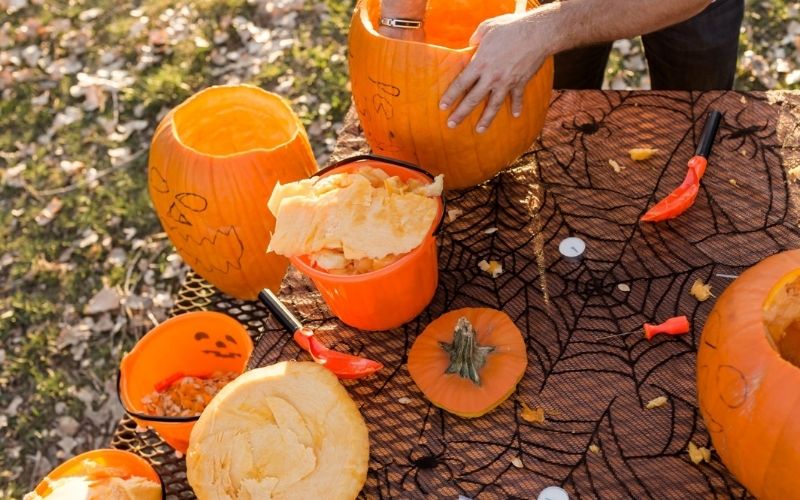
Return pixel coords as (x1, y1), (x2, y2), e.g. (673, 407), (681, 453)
(408, 308), (528, 418)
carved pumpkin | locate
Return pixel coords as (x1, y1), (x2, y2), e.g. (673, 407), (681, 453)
(697, 250), (800, 499)
(148, 85), (317, 299)
(408, 308), (527, 417)
(348, 0), (553, 189)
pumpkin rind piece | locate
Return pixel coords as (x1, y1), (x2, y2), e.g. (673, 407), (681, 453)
(148, 85), (317, 300)
(348, 0), (553, 189)
(408, 308), (528, 418)
(697, 249), (800, 499)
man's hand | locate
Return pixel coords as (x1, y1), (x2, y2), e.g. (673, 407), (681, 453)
(439, 13), (550, 133)
(438, 0), (711, 133)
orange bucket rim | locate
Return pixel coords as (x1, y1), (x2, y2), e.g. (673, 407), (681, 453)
(33, 448), (163, 496)
(290, 154), (445, 282)
(117, 311), (252, 424)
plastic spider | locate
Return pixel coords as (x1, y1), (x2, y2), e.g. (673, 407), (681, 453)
(719, 107), (771, 160)
(398, 441), (464, 494)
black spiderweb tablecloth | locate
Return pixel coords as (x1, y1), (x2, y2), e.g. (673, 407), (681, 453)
(111, 90), (800, 499)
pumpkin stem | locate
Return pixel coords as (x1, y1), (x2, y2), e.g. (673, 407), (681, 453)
(439, 316), (495, 385)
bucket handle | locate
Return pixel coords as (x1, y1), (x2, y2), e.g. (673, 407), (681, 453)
(318, 154), (447, 236)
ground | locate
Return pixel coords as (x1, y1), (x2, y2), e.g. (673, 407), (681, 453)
(0, 0), (796, 497)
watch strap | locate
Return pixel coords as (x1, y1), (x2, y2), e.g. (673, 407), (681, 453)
(379, 17), (423, 29)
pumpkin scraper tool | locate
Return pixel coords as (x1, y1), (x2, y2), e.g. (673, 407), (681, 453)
(258, 288), (383, 379)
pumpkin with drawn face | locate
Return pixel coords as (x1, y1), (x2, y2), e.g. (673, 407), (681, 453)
(148, 85), (317, 299)
(697, 250), (800, 499)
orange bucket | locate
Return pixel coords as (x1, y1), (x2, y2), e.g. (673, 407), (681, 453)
(30, 448), (162, 498)
(290, 155), (444, 331)
(117, 311), (252, 453)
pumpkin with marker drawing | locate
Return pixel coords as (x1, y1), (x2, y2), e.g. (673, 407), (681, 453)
(408, 308), (527, 418)
(148, 85), (317, 300)
(697, 250), (800, 499)
(348, 0), (553, 189)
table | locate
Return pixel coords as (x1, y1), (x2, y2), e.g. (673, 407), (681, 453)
(112, 90), (800, 499)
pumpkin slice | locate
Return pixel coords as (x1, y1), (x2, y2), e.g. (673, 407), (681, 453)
(408, 308), (527, 418)
(186, 362), (369, 499)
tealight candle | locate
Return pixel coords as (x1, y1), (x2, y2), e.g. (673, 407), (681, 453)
(559, 236), (586, 263)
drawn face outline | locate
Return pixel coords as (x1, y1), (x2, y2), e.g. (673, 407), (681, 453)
(194, 331), (242, 359)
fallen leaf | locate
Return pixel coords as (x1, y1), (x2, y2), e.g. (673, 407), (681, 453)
(617, 283), (631, 292)
(629, 148), (657, 161)
(34, 197), (64, 226)
(484, 227), (498, 235)
(478, 259), (503, 278)
(520, 401), (545, 423)
(608, 159), (623, 173)
(589, 444), (600, 454)
(645, 396), (668, 409)
(510, 456), (523, 469)
(3, 164), (27, 188)
(84, 287), (120, 315)
(398, 397), (412, 405)
(690, 279), (713, 302)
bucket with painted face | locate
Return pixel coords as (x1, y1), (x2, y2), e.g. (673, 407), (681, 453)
(290, 155), (444, 331)
(117, 311), (252, 453)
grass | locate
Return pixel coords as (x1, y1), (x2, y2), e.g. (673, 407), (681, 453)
(0, 0), (793, 497)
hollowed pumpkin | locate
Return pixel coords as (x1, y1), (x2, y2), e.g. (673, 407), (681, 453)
(408, 308), (527, 417)
(148, 85), (317, 299)
(697, 249), (800, 499)
(348, 0), (553, 190)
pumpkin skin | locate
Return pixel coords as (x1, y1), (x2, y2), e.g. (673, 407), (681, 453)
(348, 0), (553, 190)
(148, 85), (317, 299)
(697, 250), (800, 499)
(408, 308), (527, 418)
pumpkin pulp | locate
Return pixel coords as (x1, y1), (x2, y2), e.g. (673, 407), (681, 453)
(439, 317), (495, 385)
(763, 269), (800, 368)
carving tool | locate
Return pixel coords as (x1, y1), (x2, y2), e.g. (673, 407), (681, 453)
(596, 316), (690, 341)
(258, 288), (383, 379)
(641, 110), (723, 222)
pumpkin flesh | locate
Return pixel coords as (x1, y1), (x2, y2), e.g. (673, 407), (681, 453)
(408, 308), (527, 418)
(697, 250), (800, 499)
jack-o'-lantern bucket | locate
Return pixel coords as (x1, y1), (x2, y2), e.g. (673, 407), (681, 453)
(117, 312), (252, 453)
(348, 0), (553, 189)
(148, 85), (318, 300)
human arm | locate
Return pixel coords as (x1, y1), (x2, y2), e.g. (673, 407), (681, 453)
(440, 0), (714, 132)
(378, 0), (427, 41)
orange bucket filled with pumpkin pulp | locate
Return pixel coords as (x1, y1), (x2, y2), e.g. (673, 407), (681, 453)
(117, 311), (252, 453)
(289, 155), (445, 331)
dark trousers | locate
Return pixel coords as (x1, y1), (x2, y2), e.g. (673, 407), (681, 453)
(553, 0), (745, 90)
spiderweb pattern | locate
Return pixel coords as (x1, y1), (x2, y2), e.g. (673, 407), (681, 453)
(111, 90), (800, 499)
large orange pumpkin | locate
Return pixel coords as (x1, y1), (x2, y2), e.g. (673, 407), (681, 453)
(697, 250), (800, 498)
(148, 85), (317, 299)
(348, 0), (553, 189)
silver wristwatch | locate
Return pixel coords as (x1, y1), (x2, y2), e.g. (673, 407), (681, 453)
(379, 17), (423, 29)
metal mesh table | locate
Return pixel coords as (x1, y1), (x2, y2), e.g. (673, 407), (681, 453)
(112, 90), (800, 499)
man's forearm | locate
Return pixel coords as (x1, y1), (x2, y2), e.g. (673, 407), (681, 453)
(522, 0), (713, 54)
(380, 0), (426, 19)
